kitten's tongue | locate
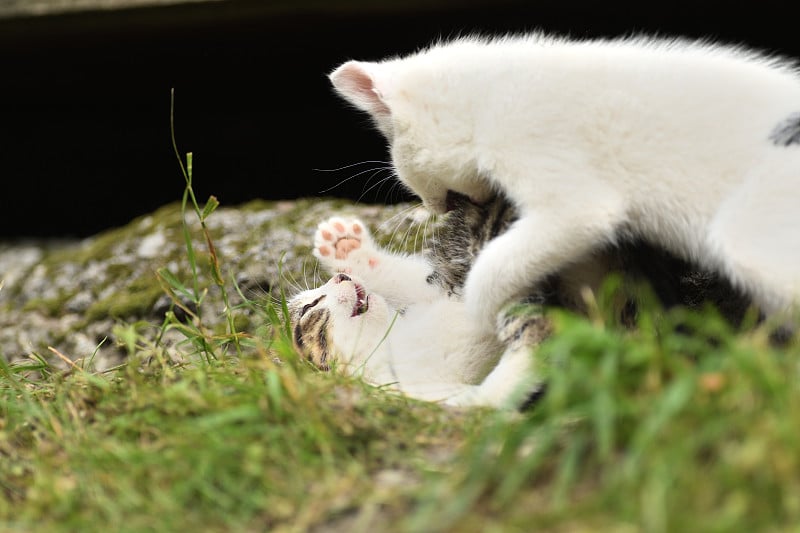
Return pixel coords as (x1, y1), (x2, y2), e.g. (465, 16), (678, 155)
(351, 283), (369, 317)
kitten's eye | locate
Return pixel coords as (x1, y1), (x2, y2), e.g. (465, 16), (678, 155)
(300, 295), (325, 317)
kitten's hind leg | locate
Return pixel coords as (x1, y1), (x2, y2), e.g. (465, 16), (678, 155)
(445, 301), (552, 409)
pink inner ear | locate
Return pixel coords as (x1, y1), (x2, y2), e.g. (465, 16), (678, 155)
(329, 61), (390, 117)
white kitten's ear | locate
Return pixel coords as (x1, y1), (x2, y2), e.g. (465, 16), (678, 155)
(329, 61), (391, 120)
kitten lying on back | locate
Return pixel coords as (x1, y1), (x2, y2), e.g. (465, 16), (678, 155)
(288, 214), (547, 408)
(329, 35), (800, 333)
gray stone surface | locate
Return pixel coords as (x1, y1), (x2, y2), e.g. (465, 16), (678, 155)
(0, 199), (423, 371)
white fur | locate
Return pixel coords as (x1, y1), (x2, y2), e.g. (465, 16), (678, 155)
(292, 217), (536, 408)
(329, 35), (800, 334)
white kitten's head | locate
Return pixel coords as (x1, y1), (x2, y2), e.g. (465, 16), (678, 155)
(287, 273), (392, 373)
(329, 53), (494, 214)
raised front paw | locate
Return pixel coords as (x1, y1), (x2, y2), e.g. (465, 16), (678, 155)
(313, 217), (381, 275)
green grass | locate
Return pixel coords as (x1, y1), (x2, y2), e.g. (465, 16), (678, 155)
(2, 102), (799, 531)
(3, 268), (799, 533)
(0, 343), (478, 532)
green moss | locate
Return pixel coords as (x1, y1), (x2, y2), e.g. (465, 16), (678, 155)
(85, 274), (164, 321)
(105, 262), (134, 280)
(44, 203), (183, 267)
(22, 290), (77, 317)
(232, 198), (279, 213)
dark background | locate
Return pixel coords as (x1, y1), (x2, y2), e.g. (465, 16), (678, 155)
(0, 0), (797, 238)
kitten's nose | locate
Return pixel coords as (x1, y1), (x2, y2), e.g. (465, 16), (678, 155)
(334, 273), (351, 283)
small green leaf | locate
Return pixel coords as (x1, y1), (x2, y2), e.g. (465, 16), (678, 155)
(157, 267), (196, 303)
(186, 152), (193, 182)
(201, 195), (220, 221)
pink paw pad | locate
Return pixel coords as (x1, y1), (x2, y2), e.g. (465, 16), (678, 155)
(314, 217), (371, 263)
(334, 238), (361, 259)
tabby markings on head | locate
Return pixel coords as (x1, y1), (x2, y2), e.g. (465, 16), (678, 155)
(288, 295), (332, 371)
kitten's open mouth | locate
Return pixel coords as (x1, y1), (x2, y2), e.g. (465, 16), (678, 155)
(351, 283), (369, 317)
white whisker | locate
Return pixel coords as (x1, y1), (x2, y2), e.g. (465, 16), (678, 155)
(312, 160), (391, 172)
(356, 172), (397, 204)
(317, 164), (395, 194)
(281, 265), (307, 296)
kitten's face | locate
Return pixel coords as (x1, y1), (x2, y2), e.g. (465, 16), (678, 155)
(287, 273), (391, 371)
(330, 60), (493, 214)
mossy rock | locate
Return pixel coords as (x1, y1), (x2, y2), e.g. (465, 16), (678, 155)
(0, 198), (425, 370)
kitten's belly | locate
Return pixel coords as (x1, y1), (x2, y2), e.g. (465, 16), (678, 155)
(391, 299), (503, 384)
(622, 199), (716, 265)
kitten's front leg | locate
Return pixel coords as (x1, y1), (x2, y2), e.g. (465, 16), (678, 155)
(313, 216), (442, 307)
(463, 211), (619, 332)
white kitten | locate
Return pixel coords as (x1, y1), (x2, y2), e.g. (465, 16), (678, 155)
(329, 34), (800, 333)
(287, 217), (539, 408)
